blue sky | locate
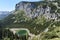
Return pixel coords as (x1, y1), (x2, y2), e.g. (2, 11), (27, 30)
(0, 0), (41, 11)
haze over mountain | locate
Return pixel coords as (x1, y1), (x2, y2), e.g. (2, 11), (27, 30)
(0, 11), (10, 20)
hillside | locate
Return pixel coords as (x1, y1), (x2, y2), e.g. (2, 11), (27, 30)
(15, 0), (60, 20)
(1, 0), (60, 40)
(1, 0), (60, 34)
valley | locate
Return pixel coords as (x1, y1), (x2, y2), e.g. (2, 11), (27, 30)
(0, 0), (60, 40)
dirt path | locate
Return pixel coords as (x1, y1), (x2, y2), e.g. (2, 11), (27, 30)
(7, 28), (35, 40)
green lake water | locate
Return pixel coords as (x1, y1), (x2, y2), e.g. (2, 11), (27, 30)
(16, 30), (28, 36)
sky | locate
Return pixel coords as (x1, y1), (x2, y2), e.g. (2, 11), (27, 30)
(0, 0), (41, 11)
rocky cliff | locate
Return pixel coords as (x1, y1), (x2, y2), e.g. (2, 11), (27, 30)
(15, 1), (60, 21)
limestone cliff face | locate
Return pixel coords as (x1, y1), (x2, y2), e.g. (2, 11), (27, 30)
(15, 1), (60, 21)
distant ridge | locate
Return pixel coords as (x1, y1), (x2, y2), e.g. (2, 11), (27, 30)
(0, 11), (10, 20)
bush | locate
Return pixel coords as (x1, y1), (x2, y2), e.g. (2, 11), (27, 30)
(57, 9), (60, 13)
(49, 3), (57, 13)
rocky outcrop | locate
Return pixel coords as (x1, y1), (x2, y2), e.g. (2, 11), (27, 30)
(15, 1), (60, 21)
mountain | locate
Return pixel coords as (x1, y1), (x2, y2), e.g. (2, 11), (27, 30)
(1, 0), (60, 40)
(1, 0), (60, 35)
(15, 0), (60, 21)
(0, 11), (10, 20)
